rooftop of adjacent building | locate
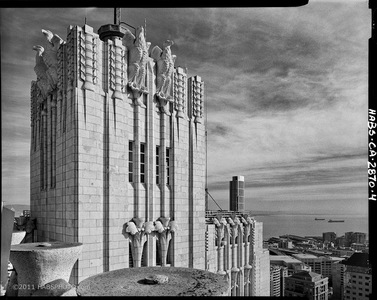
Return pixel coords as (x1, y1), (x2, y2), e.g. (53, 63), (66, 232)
(341, 252), (369, 268)
(270, 264), (288, 271)
(269, 255), (304, 264)
(288, 270), (326, 282)
(205, 210), (255, 222)
(231, 175), (244, 181)
(293, 253), (345, 261)
(293, 253), (319, 259)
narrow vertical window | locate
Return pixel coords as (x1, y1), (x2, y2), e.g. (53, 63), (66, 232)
(166, 147), (170, 186)
(156, 146), (160, 185)
(129, 141), (134, 182)
(140, 143), (146, 183)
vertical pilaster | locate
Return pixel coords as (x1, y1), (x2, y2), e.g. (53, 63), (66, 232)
(82, 25), (94, 91)
(160, 112), (166, 217)
(107, 36), (129, 272)
(188, 75), (206, 269)
(51, 95), (57, 188)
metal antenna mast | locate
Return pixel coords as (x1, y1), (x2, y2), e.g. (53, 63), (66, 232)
(114, 8), (121, 25)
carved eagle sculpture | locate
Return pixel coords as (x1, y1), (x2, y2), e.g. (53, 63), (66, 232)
(41, 29), (64, 87)
(123, 26), (151, 91)
(150, 40), (176, 100)
(33, 45), (50, 98)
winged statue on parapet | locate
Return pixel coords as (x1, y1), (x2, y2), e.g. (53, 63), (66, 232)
(32, 29), (64, 98)
(150, 40), (176, 115)
(41, 29), (64, 86)
(33, 45), (50, 98)
(123, 26), (151, 107)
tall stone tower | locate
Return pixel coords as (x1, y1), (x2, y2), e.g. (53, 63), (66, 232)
(229, 175), (245, 211)
(30, 20), (206, 283)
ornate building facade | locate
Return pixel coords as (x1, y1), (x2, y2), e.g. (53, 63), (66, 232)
(30, 23), (205, 283)
(29, 20), (269, 296)
(205, 214), (270, 296)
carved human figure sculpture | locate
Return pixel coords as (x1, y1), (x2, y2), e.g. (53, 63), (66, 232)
(150, 40), (176, 115)
(41, 29), (64, 86)
(123, 26), (151, 105)
(33, 45), (51, 98)
(32, 29), (64, 98)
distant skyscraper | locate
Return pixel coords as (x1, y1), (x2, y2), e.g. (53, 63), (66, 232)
(229, 176), (245, 211)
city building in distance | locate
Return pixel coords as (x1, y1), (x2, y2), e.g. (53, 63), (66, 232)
(229, 175), (245, 211)
(292, 253), (344, 285)
(270, 264), (288, 297)
(344, 232), (367, 247)
(269, 255), (311, 276)
(323, 232), (336, 246)
(284, 270), (329, 299)
(343, 253), (371, 300)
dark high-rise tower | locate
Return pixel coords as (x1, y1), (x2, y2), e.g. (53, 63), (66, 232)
(229, 175), (245, 211)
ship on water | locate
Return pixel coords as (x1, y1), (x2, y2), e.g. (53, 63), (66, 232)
(315, 218), (325, 220)
(328, 219), (345, 223)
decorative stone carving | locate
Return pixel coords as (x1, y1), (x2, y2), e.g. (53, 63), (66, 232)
(122, 217), (154, 267)
(123, 26), (150, 105)
(150, 40), (176, 115)
(173, 68), (187, 119)
(122, 217), (178, 267)
(154, 217), (178, 267)
(190, 76), (204, 123)
(41, 29), (64, 87)
(66, 28), (75, 88)
(240, 216), (252, 295)
(213, 217), (228, 275)
(112, 39), (124, 100)
(78, 27), (96, 91)
(108, 41), (125, 100)
(56, 45), (65, 96)
(33, 45), (52, 98)
(212, 215), (257, 296)
(228, 217), (241, 296)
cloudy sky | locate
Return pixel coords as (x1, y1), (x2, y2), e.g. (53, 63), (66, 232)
(1, 1), (370, 215)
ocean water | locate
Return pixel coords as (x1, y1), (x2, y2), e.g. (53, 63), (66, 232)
(254, 213), (369, 240)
